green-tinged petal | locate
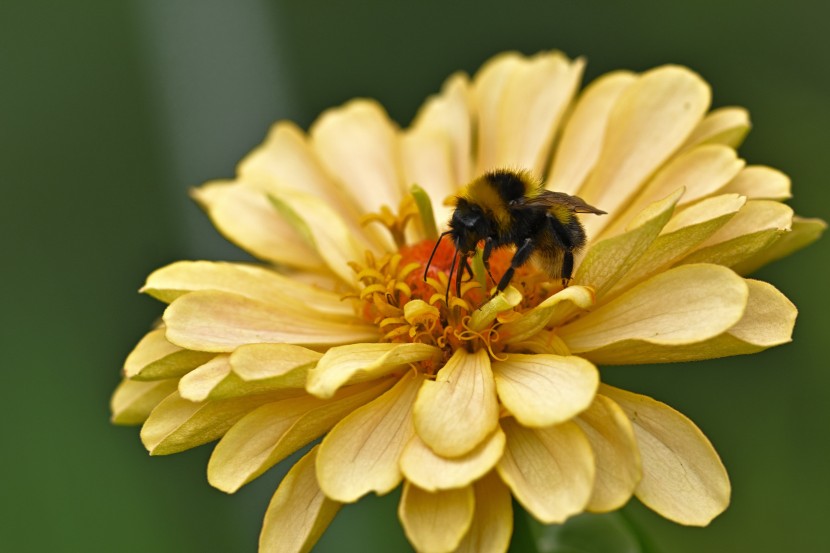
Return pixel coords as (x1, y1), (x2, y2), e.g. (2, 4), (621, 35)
(469, 286), (522, 331)
(680, 106), (751, 150)
(578, 65), (710, 238)
(208, 379), (392, 493)
(413, 349), (499, 457)
(719, 165), (791, 200)
(603, 144), (744, 237)
(601, 385), (730, 526)
(492, 354), (598, 427)
(163, 290), (378, 352)
(307, 342), (441, 399)
(310, 99), (404, 221)
(110, 378), (179, 425)
(605, 194), (745, 297)
(574, 395), (642, 512)
(142, 260), (354, 317)
(561, 264), (748, 354)
(575, 188), (682, 298)
(677, 200), (793, 270)
(490, 51), (585, 176)
(566, 278), (795, 364)
(400, 429), (506, 492)
(497, 418), (594, 524)
(500, 285), (594, 344)
(123, 327), (213, 380)
(140, 389), (303, 455)
(399, 482), (474, 553)
(269, 187), (368, 284)
(179, 355), (232, 401)
(452, 472), (513, 553)
(259, 446), (341, 553)
(230, 343), (321, 381)
(732, 216), (826, 274)
(192, 181), (323, 269)
(548, 71), (637, 195)
(316, 371), (423, 502)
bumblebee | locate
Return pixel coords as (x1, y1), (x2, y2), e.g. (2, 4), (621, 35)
(425, 169), (606, 300)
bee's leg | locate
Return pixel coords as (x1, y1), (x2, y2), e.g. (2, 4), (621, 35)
(482, 237), (497, 284)
(460, 256), (474, 282)
(547, 215), (575, 287)
(561, 251), (574, 287)
(495, 237), (535, 294)
(455, 252), (466, 299)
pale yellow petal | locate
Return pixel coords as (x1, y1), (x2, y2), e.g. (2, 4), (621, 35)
(311, 99), (404, 218)
(142, 260), (353, 317)
(492, 354), (598, 427)
(492, 51), (585, 175)
(316, 371), (423, 502)
(307, 342), (441, 399)
(123, 327), (213, 380)
(574, 394), (642, 512)
(719, 165), (791, 200)
(547, 71), (637, 195)
(468, 285), (522, 332)
(501, 285), (595, 344)
(680, 106), (751, 151)
(413, 349), (499, 457)
(561, 264), (748, 354)
(178, 355), (232, 402)
(192, 181), (323, 269)
(163, 290), (378, 352)
(452, 472), (512, 553)
(497, 418), (594, 524)
(731, 215), (826, 275)
(472, 52), (523, 174)
(401, 127), (457, 231)
(230, 343), (322, 381)
(601, 144), (744, 237)
(678, 200), (793, 269)
(578, 66), (710, 238)
(605, 194), (746, 297)
(208, 379), (391, 493)
(601, 385), (730, 526)
(400, 429), (506, 492)
(575, 188), (682, 298)
(110, 378), (179, 425)
(140, 389), (301, 455)
(399, 482), (474, 553)
(259, 446), (341, 553)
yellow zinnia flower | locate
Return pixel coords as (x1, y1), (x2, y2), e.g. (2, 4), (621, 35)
(112, 50), (824, 553)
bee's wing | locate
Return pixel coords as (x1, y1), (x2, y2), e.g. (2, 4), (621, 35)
(521, 190), (607, 215)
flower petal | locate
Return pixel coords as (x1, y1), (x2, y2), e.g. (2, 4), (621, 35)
(230, 343), (322, 381)
(178, 355), (232, 401)
(311, 99), (404, 219)
(574, 394), (642, 512)
(110, 378), (179, 425)
(548, 71), (637, 195)
(452, 472), (513, 553)
(140, 389), (301, 455)
(680, 106), (751, 151)
(600, 385), (730, 526)
(192, 181), (323, 269)
(500, 285), (595, 344)
(123, 327), (213, 380)
(492, 354), (598, 427)
(472, 52), (523, 174)
(575, 188), (682, 298)
(731, 215), (826, 275)
(497, 418), (594, 524)
(400, 428), (506, 492)
(719, 165), (791, 200)
(259, 446), (341, 553)
(307, 342), (441, 399)
(561, 264), (748, 355)
(163, 290), (378, 352)
(413, 349), (499, 457)
(143, 260), (354, 317)
(399, 482), (474, 553)
(316, 371), (423, 502)
(208, 379), (391, 493)
(578, 65), (710, 238)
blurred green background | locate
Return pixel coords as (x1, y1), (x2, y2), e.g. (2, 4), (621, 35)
(2, 1), (827, 551)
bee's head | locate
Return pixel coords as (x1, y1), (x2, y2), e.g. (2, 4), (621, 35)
(449, 198), (490, 254)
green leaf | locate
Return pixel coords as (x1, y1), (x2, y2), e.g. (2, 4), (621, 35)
(525, 511), (648, 553)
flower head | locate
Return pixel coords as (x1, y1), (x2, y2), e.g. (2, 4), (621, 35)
(112, 51), (824, 553)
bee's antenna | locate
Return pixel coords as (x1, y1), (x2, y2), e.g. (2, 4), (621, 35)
(424, 231), (452, 282)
